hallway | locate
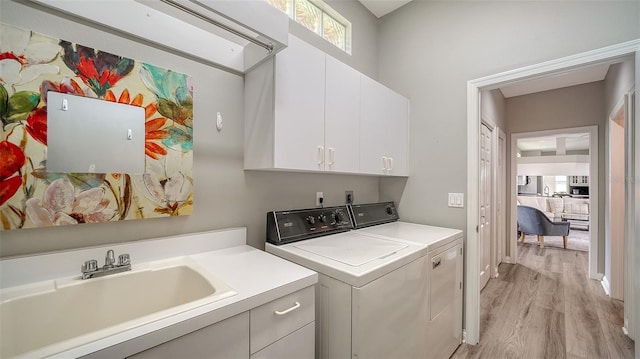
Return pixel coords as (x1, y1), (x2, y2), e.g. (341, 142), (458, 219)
(452, 243), (634, 358)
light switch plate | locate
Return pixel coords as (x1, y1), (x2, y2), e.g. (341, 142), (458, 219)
(448, 193), (464, 208)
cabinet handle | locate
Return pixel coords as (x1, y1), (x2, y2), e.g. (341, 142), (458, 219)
(388, 157), (394, 171)
(382, 156), (388, 171)
(317, 146), (324, 165)
(328, 148), (335, 166)
(275, 301), (300, 315)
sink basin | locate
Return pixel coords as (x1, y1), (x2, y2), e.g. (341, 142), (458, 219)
(0, 257), (236, 358)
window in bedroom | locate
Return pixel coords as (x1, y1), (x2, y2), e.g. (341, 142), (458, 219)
(266, 0), (351, 54)
(555, 176), (568, 193)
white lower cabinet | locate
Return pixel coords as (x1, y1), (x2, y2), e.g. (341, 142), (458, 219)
(127, 286), (314, 359)
(250, 285), (315, 356)
(127, 313), (249, 359)
(251, 322), (314, 359)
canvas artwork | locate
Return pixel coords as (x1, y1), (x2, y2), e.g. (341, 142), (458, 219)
(0, 23), (194, 231)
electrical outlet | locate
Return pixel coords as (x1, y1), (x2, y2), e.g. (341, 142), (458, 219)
(345, 190), (354, 204)
(316, 192), (324, 207)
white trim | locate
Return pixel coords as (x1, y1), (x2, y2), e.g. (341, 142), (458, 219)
(606, 98), (626, 300)
(509, 126), (599, 280)
(602, 275), (611, 296)
(624, 90), (636, 340)
(466, 38), (640, 345)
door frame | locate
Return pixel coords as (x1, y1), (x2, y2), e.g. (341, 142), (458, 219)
(496, 128), (507, 273)
(465, 39), (640, 345)
(605, 97), (626, 299)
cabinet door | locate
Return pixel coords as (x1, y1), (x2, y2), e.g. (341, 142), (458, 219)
(273, 35), (326, 171)
(127, 312), (249, 359)
(251, 322), (314, 359)
(324, 56), (360, 173)
(360, 75), (389, 175)
(360, 75), (409, 176)
(383, 89), (408, 176)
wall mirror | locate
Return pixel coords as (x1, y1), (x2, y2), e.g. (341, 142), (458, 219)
(47, 92), (145, 174)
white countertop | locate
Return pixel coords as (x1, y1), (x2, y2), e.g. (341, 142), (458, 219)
(0, 228), (317, 359)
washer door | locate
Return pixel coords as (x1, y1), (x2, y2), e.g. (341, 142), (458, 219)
(294, 235), (407, 266)
(351, 256), (429, 359)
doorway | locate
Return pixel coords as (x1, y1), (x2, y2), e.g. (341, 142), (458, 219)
(511, 127), (597, 266)
(465, 39), (640, 346)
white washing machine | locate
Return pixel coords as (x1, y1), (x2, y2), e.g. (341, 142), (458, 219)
(265, 203), (463, 359)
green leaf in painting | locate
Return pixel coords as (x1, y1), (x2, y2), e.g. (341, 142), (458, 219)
(157, 98), (193, 128)
(0, 85), (8, 118)
(6, 91), (40, 122)
(162, 127), (193, 152)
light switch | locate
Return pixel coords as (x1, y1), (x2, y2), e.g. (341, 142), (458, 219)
(448, 193), (464, 208)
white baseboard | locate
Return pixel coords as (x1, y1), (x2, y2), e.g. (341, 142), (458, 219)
(601, 275), (611, 296)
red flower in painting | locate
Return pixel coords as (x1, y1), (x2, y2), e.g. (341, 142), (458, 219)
(105, 89), (168, 160)
(0, 141), (26, 205)
(60, 41), (134, 98)
(25, 107), (48, 146)
(41, 78), (87, 98)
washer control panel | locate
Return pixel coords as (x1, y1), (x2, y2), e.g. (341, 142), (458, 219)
(267, 206), (352, 245)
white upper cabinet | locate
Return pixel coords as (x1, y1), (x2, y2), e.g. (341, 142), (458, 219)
(245, 35), (325, 172)
(360, 75), (409, 176)
(325, 56), (361, 173)
(245, 34), (408, 176)
(273, 35), (326, 171)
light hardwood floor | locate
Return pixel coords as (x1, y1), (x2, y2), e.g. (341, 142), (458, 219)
(451, 242), (635, 359)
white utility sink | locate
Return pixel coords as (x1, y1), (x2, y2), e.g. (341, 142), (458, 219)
(0, 256), (236, 358)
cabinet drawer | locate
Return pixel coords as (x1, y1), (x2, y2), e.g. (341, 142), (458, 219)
(250, 285), (315, 353)
(251, 322), (315, 359)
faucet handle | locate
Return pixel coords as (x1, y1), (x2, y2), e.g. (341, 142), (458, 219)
(105, 249), (116, 268)
(83, 259), (98, 272)
(118, 253), (131, 266)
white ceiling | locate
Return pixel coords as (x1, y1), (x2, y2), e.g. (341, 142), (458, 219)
(518, 133), (590, 152)
(358, 0), (413, 18)
(499, 63), (611, 98)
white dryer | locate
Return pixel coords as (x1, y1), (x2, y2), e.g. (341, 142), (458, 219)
(350, 202), (464, 359)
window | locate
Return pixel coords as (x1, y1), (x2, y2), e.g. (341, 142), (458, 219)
(555, 176), (567, 193)
(266, 0), (351, 53)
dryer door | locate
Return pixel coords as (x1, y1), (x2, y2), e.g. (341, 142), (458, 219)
(427, 241), (463, 359)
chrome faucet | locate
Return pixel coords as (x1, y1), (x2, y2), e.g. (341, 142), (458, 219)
(82, 249), (131, 279)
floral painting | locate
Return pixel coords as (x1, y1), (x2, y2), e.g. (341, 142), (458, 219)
(0, 23), (193, 230)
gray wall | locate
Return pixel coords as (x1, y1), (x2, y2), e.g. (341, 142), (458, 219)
(377, 1), (639, 269)
(0, 0), (380, 257)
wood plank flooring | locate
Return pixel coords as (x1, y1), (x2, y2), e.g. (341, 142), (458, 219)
(451, 243), (634, 359)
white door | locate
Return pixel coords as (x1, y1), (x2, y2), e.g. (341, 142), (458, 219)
(480, 124), (492, 290)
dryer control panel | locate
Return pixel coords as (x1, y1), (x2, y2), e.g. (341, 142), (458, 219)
(267, 206), (352, 245)
(349, 202), (399, 229)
